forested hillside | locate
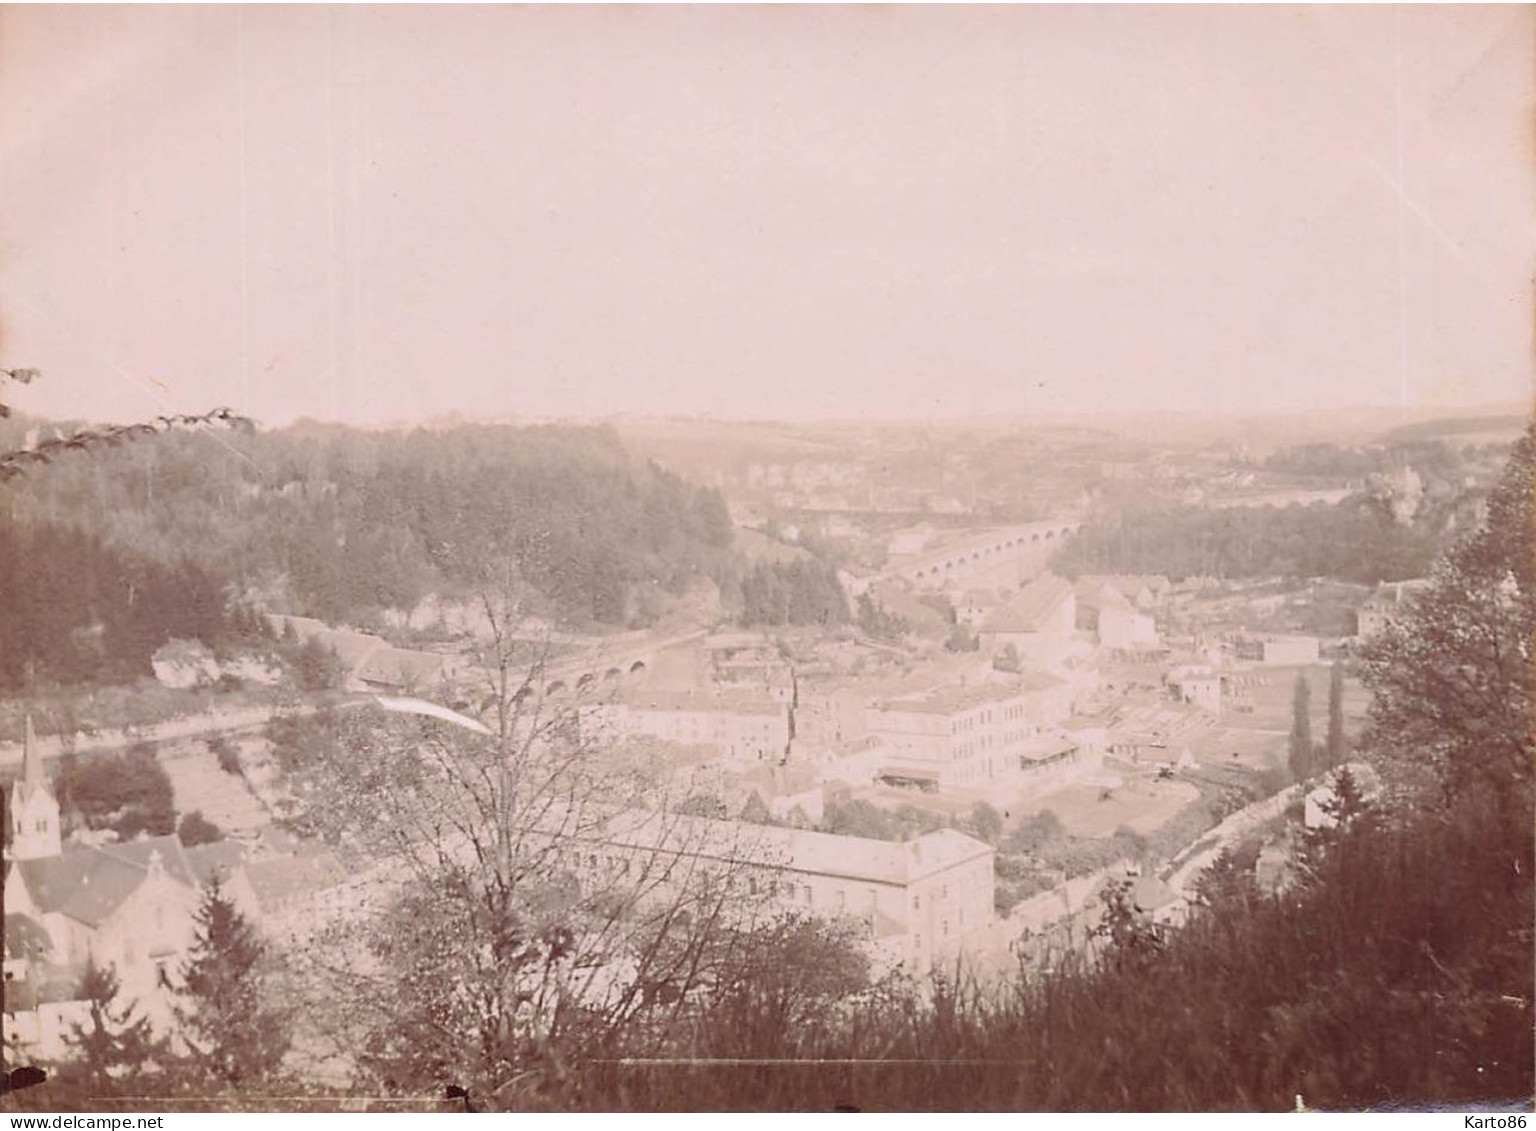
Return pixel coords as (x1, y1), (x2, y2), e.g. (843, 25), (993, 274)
(1052, 439), (1501, 583)
(0, 419), (739, 691)
(1051, 496), (1435, 582)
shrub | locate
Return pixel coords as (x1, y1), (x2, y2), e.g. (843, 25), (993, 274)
(208, 735), (242, 776)
(178, 810), (223, 847)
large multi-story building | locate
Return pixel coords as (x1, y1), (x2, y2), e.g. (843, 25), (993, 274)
(590, 689), (791, 764)
(866, 679), (1065, 790)
(570, 811), (995, 972)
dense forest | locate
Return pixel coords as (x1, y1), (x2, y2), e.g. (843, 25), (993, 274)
(737, 560), (849, 628)
(0, 419), (744, 692)
(0, 518), (264, 694)
(1053, 439), (1500, 584)
(1053, 495), (1444, 583)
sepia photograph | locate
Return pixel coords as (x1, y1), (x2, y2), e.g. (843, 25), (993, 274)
(0, 1), (1532, 1115)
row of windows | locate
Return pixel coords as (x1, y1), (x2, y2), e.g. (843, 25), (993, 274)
(951, 736), (995, 762)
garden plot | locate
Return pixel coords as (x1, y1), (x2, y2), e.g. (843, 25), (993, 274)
(158, 736), (273, 836)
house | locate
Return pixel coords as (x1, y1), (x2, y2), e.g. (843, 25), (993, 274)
(955, 589), (1004, 629)
(1355, 579), (1432, 638)
(3, 963), (92, 1064)
(976, 574), (1076, 662)
(1260, 635), (1321, 666)
(264, 614), (390, 691)
(240, 850), (352, 945)
(1074, 580), (1159, 650)
(354, 646), (453, 694)
(725, 762), (826, 824)
(1076, 574), (1170, 612)
(1168, 663), (1222, 713)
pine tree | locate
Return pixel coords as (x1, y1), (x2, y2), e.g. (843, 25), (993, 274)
(59, 958), (163, 1089)
(172, 878), (290, 1088)
(1360, 423), (1536, 811)
(739, 791), (773, 825)
(1287, 672), (1313, 782)
(1296, 766), (1379, 885)
(1325, 661), (1347, 770)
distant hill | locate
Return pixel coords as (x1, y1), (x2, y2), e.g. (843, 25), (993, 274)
(1376, 411), (1531, 446)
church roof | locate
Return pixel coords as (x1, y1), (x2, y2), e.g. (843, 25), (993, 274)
(102, 835), (198, 888)
(15, 850), (147, 928)
(11, 835), (204, 929)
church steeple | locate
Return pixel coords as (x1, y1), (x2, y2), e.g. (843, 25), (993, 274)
(9, 714), (61, 861)
(20, 715), (44, 798)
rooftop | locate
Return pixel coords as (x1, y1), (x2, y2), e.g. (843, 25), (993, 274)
(582, 810), (992, 887)
(872, 680), (1025, 716)
(355, 646), (450, 688)
(979, 574), (1075, 635)
(1078, 574), (1171, 600)
(1075, 578), (1135, 613)
(244, 851), (351, 915)
(11, 835), (218, 930)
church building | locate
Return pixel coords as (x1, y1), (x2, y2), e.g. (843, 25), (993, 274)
(4, 720), (230, 1015)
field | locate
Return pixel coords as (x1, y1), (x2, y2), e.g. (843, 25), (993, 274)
(1006, 776), (1201, 839)
(158, 734), (274, 837)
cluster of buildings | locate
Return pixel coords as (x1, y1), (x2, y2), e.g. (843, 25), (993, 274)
(3, 725), (349, 1062)
(18, 512), (1342, 1067)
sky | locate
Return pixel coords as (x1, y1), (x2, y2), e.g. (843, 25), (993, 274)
(0, 4), (1531, 428)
